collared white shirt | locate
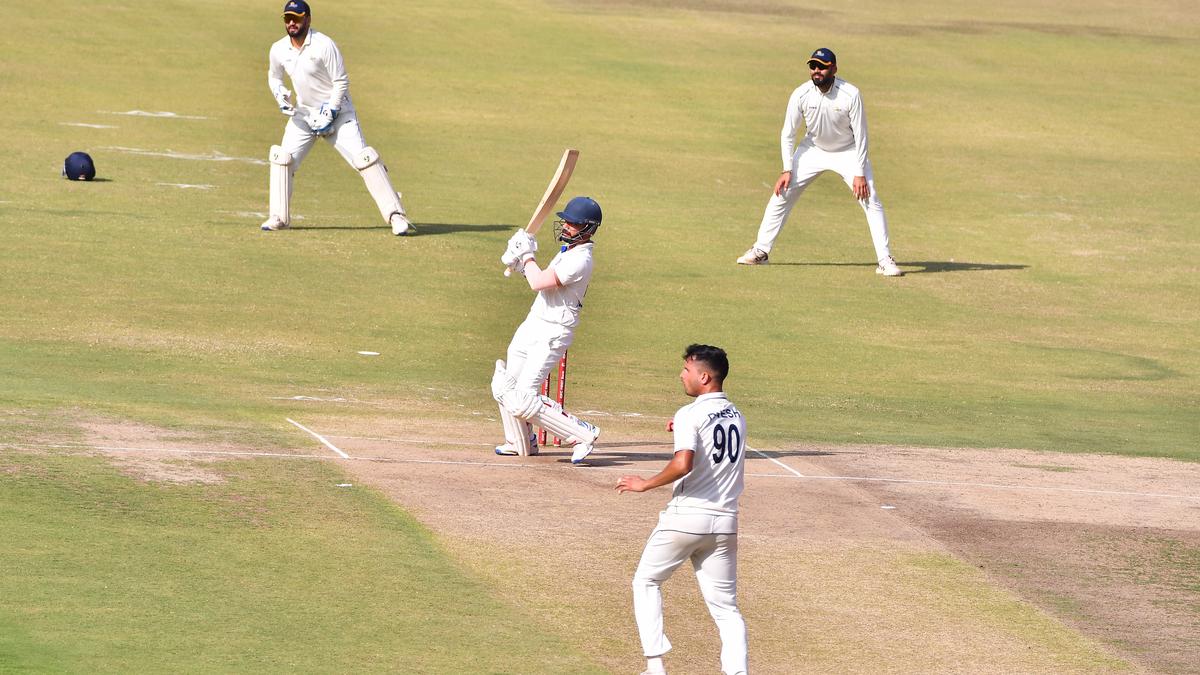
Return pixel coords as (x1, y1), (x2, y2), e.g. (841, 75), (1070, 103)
(666, 392), (746, 517)
(529, 243), (594, 328)
(779, 77), (869, 175)
(268, 29), (355, 116)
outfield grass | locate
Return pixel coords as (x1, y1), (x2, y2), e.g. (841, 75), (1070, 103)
(0, 451), (599, 673)
(4, 0), (1196, 459)
(2, 0), (1198, 670)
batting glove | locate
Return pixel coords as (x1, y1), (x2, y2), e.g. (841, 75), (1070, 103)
(506, 230), (537, 254)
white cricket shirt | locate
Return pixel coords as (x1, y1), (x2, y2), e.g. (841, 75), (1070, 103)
(666, 392), (746, 519)
(779, 77), (869, 175)
(529, 243), (594, 328)
(268, 29), (355, 117)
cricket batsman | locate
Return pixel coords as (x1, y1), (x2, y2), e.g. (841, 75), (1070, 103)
(490, 197), (604, 463)
(261, 0), (414, 236)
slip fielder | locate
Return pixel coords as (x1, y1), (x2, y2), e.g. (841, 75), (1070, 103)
(738, 47), (902, 276)
(490, 197), (604, 463)
(617, 345), (749, 675)
(262, 0), (414, 236)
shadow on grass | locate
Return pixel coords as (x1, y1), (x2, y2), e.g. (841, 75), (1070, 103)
(574, 445), (838, 468)
(771, 260), (1028, 273)
(286, 222), (513, 234)
(904, 260), (1028, 273)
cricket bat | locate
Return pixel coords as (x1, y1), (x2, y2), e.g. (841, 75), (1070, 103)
(504, 148), (579, 277)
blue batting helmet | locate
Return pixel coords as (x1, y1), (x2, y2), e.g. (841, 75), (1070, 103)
(554, 196), (602, 244)
(63, 152), (96, 181)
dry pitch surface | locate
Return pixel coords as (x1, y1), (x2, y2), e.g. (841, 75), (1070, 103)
(37, 419), (1200, 674)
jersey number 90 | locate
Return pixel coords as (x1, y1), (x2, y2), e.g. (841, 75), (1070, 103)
(711, 423), (742, 464)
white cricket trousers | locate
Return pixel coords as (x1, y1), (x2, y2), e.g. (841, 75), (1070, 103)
(754, 140), (892, 262)
(279, 111), (370, 170)
(633, 529), (748, 675)
(504, 316), (573, 397)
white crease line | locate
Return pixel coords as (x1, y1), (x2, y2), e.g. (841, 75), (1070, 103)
(101, 146), (266, 165)
(158, 183), (215, 190)
(14, 443), (330, 460)
(750, 446), (805, 477)
(101, 110), (208, 120)
(8, 442), (1198, 502)
(324, 433), (493, 447)
(286, 418), (349, 459)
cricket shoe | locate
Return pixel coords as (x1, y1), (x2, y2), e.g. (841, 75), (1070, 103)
(261, 216), (289, 231)
(495, 435), (539, 457)
(570, 426), (601, 465)
(390, 213), (416, 236)
(876, 255), (904, 277)
(736, 247), (769, 265)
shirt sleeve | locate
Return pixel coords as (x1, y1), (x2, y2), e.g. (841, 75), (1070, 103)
(322, 40), (350, 109)
(267, 44), (287, 97)
(848, 88), (869, 176)
(780, 86), (806, 171)
(673, 406), (698, 453)
(552, 249), (590, 286)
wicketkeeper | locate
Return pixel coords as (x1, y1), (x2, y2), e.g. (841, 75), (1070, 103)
(491, 196), (603, 463)
(262, 0), (414, 236)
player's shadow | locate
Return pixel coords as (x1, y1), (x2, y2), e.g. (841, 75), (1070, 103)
(288, 225), (391, 231)
(287, 222), (512, 234)
(772, 260), (1028, 273)
(567, 444), (837, 468)
(407, 222), (513, 236)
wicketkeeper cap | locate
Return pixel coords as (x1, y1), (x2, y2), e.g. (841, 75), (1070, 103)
(283, 0), (310, 17)
(808, 48), (836, 66)
(63, 151), (96, 181)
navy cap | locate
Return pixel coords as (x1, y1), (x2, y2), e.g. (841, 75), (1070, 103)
(63, 151), (96, 181)
(808, 48), (836, 66)
(283, 0), (309, 16)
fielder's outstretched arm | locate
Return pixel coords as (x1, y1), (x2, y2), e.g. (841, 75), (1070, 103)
(616, 450), (695, 494)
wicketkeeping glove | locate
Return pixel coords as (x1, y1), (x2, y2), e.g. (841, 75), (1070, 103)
(306, 103), (338, 136)
(274, 87), (296, 116)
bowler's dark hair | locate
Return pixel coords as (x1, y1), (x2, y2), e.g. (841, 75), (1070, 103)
(683, 344), (729, 382)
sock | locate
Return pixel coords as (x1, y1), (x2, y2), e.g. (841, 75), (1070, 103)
(644, 656), (665, 673)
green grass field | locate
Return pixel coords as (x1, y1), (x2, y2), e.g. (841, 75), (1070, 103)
(3, 0), (1198, 671)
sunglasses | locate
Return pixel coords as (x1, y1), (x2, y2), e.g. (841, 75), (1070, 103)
(808, 62), (831, 70)
(283, 13), (306, 22)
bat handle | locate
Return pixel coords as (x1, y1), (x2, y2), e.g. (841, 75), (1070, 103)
(503, 266), (513, 278)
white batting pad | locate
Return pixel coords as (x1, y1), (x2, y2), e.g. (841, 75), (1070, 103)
(498, 404), (534, 456)
(353, 146), (405, 223)
(529, 396), (599, 446)
(268, 145), (292, 225)
(491, 360), (516, 401)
